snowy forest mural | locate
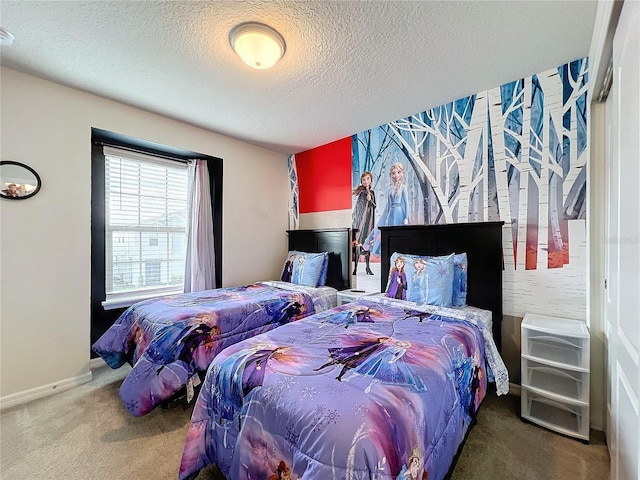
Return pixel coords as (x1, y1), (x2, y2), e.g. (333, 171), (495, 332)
(291, 58), (589, 319)
(352, 58), (588, 273)
(287, 155), (299, 230)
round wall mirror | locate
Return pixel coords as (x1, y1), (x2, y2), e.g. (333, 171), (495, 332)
(0, 161), (42, 200)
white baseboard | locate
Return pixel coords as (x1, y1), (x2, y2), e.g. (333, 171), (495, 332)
(509, 382), (521, 396)
(90, 357), (107, 370)
(0, 371), (93, 412)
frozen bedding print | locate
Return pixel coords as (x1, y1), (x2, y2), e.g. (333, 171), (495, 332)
(179, 297), (508, 480)
(93, 282), (336, 417)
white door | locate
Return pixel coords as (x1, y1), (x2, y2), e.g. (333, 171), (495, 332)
(604, 1), (640, 478)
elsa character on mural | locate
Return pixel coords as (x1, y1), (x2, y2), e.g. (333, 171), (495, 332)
(363, 162), (409, 256)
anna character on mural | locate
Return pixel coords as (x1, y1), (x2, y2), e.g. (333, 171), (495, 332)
(352, 171), (376, 275)
(363, 162), (409, 256)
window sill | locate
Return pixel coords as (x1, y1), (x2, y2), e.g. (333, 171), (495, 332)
(102, 289), (183, 310)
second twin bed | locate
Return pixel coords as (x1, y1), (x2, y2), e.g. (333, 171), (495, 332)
(179, 222), (509, 480)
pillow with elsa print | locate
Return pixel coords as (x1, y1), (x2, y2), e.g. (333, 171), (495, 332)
(280, 250), (328, 287)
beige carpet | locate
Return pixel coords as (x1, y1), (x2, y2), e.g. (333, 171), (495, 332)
(1, 366), (609, 480)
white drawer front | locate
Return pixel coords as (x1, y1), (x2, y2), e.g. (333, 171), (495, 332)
(522, 358), (589, 403)
(522, 330), (589, 368)
(521, 387), (589, 440)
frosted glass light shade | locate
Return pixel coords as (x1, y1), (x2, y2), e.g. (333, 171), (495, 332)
(229, 22), (285, 69)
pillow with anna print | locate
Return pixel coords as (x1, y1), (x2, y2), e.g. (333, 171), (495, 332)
(385, 253), (411, 301)
(280, 251), (328, 287)
(385, 252), (455, 307)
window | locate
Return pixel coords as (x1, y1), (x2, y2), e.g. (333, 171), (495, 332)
(91, 128), (223, 353)
(102, 146), (190, 307)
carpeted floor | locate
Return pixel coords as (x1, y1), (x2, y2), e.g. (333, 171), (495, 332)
(1, 366), (609, 480)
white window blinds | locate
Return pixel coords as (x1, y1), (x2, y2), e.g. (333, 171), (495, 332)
(103, 146), (190, 307)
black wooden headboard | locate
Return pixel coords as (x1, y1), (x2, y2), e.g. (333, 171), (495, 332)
(380, 222), (504, 350)
(286, 228), (351, 291)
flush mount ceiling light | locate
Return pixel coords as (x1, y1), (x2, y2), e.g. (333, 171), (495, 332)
(229, 22), (286, 70)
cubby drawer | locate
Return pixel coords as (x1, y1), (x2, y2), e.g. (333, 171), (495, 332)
(522, 330), (589, 369)
(522, 358), (589, 403)
(521, 387), (589, 440)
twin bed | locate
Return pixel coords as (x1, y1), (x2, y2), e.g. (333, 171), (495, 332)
(94, 223), (508, 480)
(178, 222), (507, 480)
(93, 228), (351, 416)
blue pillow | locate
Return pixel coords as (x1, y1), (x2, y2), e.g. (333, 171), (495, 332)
(422, 253), (455, 306)
(385, 252), (455, 307)
(317, 253), (329, 286)
(452, 253), (468, 306)
(280, 251), (328, 287)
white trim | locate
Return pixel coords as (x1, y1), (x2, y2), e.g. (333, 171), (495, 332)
(509, 382), (522, 397)
(90, 357), (108, 370)
(587, 0), (617, 104)
(102, 288), (182, 310)
(0, 371), (93, 412)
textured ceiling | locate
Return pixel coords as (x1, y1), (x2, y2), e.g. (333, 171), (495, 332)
(0, 1), (597, 154)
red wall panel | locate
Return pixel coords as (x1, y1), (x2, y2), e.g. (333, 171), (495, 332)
(296, 137), (352, 213)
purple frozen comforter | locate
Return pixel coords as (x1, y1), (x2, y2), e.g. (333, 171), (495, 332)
(179, 298), (493, 480)
(93, 283), (318, 416)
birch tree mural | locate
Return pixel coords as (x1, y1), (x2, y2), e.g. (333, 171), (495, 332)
(287, 155), (299, 230)
(353, 58), (588, 271)
(352, 128), (396, 195)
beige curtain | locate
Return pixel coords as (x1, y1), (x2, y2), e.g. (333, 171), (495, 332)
(184, 159), (216, 292)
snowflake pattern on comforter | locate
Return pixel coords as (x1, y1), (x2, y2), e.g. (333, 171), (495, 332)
(179, 298), (506, 480)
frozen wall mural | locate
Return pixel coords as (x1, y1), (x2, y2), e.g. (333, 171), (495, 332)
(289, 58), (588, 319)
(353, 58), (588, 269)
(353, 58), (588, 318)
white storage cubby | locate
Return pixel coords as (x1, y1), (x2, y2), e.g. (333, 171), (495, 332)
(521, 313), (590, 441)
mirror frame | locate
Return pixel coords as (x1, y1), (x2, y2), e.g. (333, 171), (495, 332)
(0, 161), (42, 200)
